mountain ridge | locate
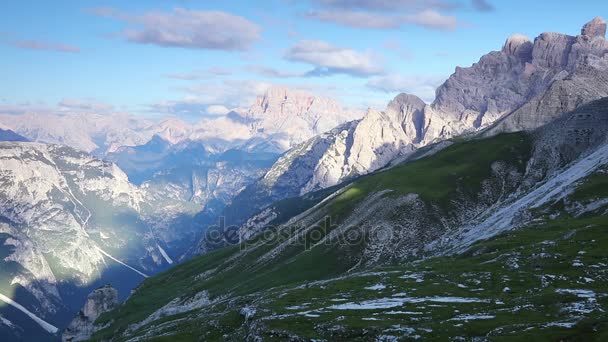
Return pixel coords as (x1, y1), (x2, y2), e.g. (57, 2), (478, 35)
(0, 86), (361, 156)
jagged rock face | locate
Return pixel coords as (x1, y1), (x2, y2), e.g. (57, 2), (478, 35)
(0, 112), (158, 154)
(243, 86), (361, 151)
(277, 95), (425, 193)
(488, 18), (608, 134)
(502, 34), (533, 58)
(0, 143), (137, 289)
(582, 16), (607, 38)
(62, 285), (118, 342)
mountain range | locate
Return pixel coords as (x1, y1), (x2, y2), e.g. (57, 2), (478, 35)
(0, 87), (360, 156)
(81, 17), (608, 341)
(199, 16), (608, 247)
(0, 16), (607, 342)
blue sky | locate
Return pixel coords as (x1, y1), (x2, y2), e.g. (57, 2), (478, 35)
(1, 0), (607, 120)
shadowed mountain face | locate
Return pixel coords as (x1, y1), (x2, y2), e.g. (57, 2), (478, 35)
(0, 129), (28, 142)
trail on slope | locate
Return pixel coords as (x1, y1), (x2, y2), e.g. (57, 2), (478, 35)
(0, 292), (58, 334)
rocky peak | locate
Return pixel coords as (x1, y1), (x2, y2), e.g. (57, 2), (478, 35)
(386, 93), (426, 113)
(502, 34), (533, 60)
(62, 285), (118, 342)
(250, 86), (342, 118)
(581, 16), (606, 38)
(82, 285), (118, 320)
(245, 86), (359, 151)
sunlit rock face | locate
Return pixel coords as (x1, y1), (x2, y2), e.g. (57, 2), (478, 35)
(62, 285), (118, 342)
(242, 86), (361, 151)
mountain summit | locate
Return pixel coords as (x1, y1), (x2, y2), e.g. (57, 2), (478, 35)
(240, 86), (360, 151)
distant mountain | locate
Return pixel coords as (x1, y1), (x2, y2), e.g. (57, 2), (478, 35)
(212, 17), (608, 232)
(0, 129), (28, 142)
(0, 112), (157, 154)
(240, 86), (361, 151)
(0, 87), (360, 155)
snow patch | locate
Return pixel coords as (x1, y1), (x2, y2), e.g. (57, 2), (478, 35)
(95, 246), (149, 278)
(157, 244), (173, 264)
(448, 314), (495, 321)
(328, 296), (490, 310)
(0, 292), (58, 334)
(365, 283), (387, 291)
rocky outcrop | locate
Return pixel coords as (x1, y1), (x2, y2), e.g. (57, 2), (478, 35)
(582, 16), (607, 38)
(487, 17), (608, 134)
(62, 285), (118, 342)
(0, 141), (200, 339)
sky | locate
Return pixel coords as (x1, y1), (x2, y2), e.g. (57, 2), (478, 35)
(1, 0), (607, 121)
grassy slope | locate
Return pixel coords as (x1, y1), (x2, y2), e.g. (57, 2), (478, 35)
(328, 132), (530, 220)
(254, 214), (608, 341)
(94, 212), (608, 341)
(95, 132), (608, 341)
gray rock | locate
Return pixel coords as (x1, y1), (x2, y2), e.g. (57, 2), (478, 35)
(502, 34), (533, 59)
(581, 16), (606, 38)
(62, 285), (118, 342)
(488, 17), (608, 134)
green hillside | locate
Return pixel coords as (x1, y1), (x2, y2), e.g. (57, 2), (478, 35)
(90, 132), (608, 341)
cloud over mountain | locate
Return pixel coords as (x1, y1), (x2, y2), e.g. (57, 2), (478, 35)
(285, 40), (384, 77)
(366, 74), (445, 103)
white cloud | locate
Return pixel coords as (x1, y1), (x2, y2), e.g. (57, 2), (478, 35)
(58, 99), (114, 112)
(406, 10), (458, 31)
(285, 40), (384, 77)
(304, 9), (458, 31)
(150, 80), (272, 119)
(94, 7), (261, 51)
(163, 67), (233, 80)
(246, 65), (307, 78)
(312, 0), (457, 11)
(366, 74), (446, 103)
(471, 0), (494, 12)
(206, 105), (230, 116)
